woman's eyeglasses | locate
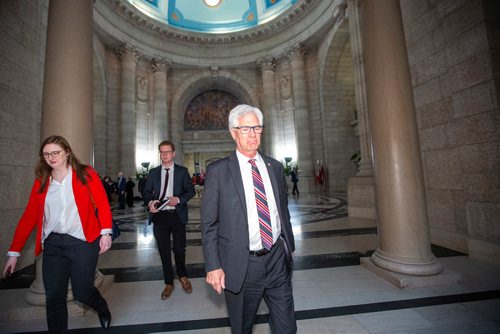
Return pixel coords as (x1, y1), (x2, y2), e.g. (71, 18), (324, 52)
(42, 150), (63, 159)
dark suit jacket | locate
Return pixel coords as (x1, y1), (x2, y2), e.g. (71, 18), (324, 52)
(201, 151), (295, 293)
(143, 164), (195, 225)
(117, 176), (126, 193)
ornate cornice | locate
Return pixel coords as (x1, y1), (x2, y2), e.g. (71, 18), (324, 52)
(107, 0), (317, 46)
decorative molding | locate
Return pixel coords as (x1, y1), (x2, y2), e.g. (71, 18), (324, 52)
(285, 43), (306, 62)
(257, 56), (275, 71)
(115, 43), (141, 62)
(107, 0), (317, 46)
(151, 57), (172, 73)
(136, 76), (149, 103)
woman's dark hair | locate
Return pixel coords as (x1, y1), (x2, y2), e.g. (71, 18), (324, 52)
(36, 135), (90, 193)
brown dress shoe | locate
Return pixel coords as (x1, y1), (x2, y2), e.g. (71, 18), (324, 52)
(161, 284), (174, 300)
(179, 276), (192, 293)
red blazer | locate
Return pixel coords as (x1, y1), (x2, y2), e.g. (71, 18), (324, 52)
(8, 167), (112, 256)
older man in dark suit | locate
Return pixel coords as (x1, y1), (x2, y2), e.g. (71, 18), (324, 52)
(144, 140), (195, 300)
(201, 104), (296, 333)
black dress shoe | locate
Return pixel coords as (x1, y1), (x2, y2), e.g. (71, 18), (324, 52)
(98, 308), (112, 329)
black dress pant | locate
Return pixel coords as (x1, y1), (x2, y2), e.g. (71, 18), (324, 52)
(152, 210), (188, 284)
(224, 238), (296, 334)
(43, 233), (108, 333)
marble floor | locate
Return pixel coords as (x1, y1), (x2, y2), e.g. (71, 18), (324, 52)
(1, 192), (499, 333)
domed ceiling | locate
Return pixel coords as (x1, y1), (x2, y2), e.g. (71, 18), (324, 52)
(128, 0), (298, 33)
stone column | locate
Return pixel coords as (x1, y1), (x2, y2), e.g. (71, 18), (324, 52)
(286, 44), (314, 183)
(170, 66), (183, 165)
(359, 0), (442, 277)
(346, 0), (376, 219)
(257, 57), (278, 158)
(152, 58), (171, 166)
(117, 44), (139, 177)
(347, 0), (372, 176)
(32, 0), (105, 306)
(41, 0), (93, 160)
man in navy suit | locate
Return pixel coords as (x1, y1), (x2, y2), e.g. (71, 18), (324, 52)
(117, 171), (126, 209)
(201, 104), (296, 333)
(144, 140), (195, 300)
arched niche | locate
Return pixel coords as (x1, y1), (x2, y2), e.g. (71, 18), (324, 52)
(170, 70), (259, 172)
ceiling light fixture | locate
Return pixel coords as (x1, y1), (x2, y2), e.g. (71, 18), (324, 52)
(204, 0), (221, 7)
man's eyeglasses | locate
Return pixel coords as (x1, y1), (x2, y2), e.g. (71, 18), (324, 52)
(42, 150), (63, 159)
(232, 126), (264, 134)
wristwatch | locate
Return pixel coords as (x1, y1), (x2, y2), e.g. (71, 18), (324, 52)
(103, 233), (113, 237)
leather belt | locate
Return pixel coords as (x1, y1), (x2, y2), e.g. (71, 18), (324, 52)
(249, 248), (270, 256)
(162, 209), (176, 213)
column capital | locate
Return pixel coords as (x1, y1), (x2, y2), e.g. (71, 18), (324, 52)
(256, 56), (275, 72)
(115, 43), (140, 63)
(285, 43), (306, 62)
(151, 57), (172, 73)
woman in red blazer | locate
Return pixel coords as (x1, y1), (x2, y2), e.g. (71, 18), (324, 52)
(2, 135), (113, 332)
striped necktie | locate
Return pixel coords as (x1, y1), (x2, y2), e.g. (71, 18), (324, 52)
(249, 159), (273, 250)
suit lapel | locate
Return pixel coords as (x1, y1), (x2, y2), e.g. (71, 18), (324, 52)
(262, 154), (281, 205)
(154, 166), (162, 199)
(228, 152), (248, 219)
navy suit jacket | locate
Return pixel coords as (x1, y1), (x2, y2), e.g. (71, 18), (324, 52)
(201, 151), (295, 293)
(143, 164), (195, 224)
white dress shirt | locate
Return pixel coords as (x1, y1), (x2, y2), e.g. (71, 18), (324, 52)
(43, 167), (85, 242)
(235, 150), (281, 251)
(160, 164), (176, 210)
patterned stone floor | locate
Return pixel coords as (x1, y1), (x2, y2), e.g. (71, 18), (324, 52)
(1, 192), (499, 333)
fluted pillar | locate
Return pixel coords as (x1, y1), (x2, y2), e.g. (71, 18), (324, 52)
(360, 0), (441, 276)
(286, 44), (313, 180)
(152, 58), (171, 166)
(257, 57), (278, 158)
(347, 0), (373, 176)
(117, 44), (139, 177)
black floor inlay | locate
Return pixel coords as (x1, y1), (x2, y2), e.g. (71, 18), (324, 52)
(0, 244), (467, 288)
(17, 290), (500, 334)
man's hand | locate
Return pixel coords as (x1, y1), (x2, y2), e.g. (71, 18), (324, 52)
(168, 196), (179, 206)
(148, 200), (160, 213)
(206, 269), (225, 294)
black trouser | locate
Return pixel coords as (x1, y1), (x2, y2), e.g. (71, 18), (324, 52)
(43, 233), (108, 333)
(152, 210), (188, 284)
(224, 238), (296, 334)
(118, 192), (125, 209)
(126, 191), (134, 207)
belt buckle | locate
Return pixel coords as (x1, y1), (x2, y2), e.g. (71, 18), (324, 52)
(254, 249), (270, 256)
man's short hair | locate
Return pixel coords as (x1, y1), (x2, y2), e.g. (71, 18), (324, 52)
(228, 104), (264, 130)
(158, 140), (175, 152)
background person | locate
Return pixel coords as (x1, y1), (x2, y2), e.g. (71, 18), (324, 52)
(290, 167), (299, 196)
(116, 171), (126, 209)
(2, 135), (113, 332)
(143, 140), (196, 300)
(125, 176), (135, 208)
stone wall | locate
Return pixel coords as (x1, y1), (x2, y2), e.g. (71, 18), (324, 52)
(401, 0), (500, 262)
(0, 1), (48, 268)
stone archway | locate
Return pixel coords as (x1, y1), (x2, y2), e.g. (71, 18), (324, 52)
(170, 69), (259, 171)
(320, 21), (359, 192)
